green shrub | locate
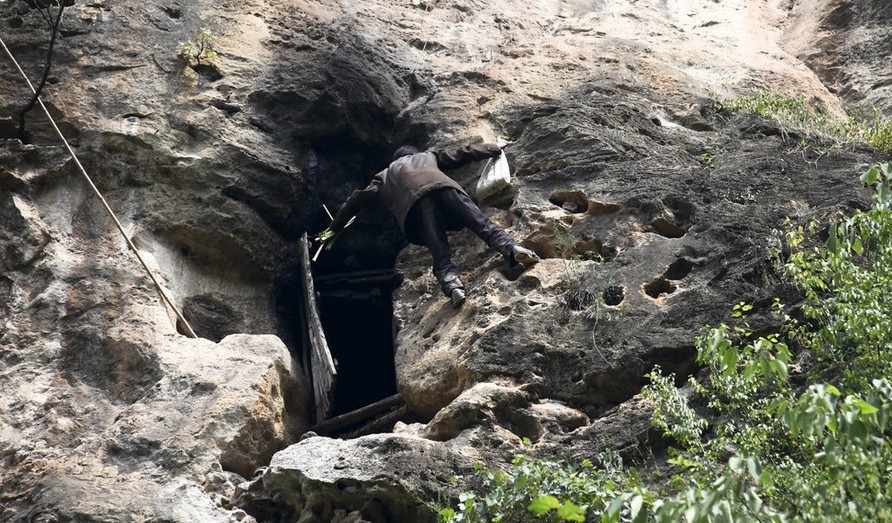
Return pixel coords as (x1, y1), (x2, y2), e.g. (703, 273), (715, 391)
(438, 449), (641, 523)
(179, 28), (217, 67)
(786, 162), (892, 388)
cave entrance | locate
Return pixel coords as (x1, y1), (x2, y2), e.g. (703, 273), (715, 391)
(296, 231), (408, 436)
(290, 129), (428, 435)
(315, 266), (398, 416)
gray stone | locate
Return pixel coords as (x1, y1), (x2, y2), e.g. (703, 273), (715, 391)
(263, 434), (474, 523)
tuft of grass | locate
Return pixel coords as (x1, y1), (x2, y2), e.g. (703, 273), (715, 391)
(716, 91), (892, 154)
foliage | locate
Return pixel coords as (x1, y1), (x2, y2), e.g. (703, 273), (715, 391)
(699, 152), (716, 168)
(716, 91), (892, 154)
(553, 221), (600, 310)
(179, 28), (217, 67)
(439, 163), (892, 522)
(438, 449), (643, 523)
(786, 162), (892, 389)
(642, 368), (705, 450)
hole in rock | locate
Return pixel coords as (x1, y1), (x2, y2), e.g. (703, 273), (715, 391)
(0, 118), (17, 140)
(603, 285), (624, 306)
(524, 225), (616, 263)
(192, 63), (222, 82)
(644, 345), (698, 384)
(574, 238), (617, 262)
(650, 217), (688, 238)
(314, 267), (399, 419)
(560, 287), (595, 311)
(161, 6), (182, 18)
(643, 276), (676, 299)
(549, 190), (590, 213)
(292, 131), (429, 434)
(664, 258), (693, 280)
(181, 294), (245, 343)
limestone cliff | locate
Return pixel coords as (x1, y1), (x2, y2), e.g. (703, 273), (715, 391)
(0, 0), (889, 521)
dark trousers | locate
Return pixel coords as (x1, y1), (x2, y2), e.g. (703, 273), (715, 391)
(406, 188), (517, 296)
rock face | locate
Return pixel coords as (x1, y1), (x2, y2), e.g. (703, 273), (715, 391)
(1, 334), (307, 521)
(783, 0), (892, 115)
(0, 0), (889, 520)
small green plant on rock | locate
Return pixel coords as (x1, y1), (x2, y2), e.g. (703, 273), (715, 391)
(699, 152), (716, 168)
(179, 28), (217, 68)
(553, 222), (598, 311)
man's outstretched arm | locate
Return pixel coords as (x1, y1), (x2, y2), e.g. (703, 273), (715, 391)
(433, 142), (503, 171)
(330, 172), (383, 231)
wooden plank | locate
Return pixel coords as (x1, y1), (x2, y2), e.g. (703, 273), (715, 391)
(298, 234), (337, 423)
(310, 393), (404, 435)
(342, 405), (410, 439)
(314, 269), (395, 285)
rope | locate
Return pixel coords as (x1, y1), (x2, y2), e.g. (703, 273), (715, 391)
(409, 0), (433, 75)
(0, 37), (198, 339)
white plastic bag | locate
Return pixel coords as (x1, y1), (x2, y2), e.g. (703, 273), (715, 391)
(475, 152), (511, 200)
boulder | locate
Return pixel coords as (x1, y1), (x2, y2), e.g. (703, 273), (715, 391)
(262, 433), (474, 523)
(0, 334), (308, 521)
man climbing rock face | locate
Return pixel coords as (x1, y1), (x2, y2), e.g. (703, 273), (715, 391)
(329, 141), (540, 308)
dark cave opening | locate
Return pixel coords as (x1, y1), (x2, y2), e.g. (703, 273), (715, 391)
(314, 269), (399, 417)
(306, 134), (405, 424)
(282, 127), (432, 433)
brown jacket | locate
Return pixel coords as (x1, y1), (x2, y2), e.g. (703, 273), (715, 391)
(330, 143), (502, 234)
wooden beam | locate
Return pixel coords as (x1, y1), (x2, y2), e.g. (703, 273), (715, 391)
(310, 393), (404, 435)
(298, 234), (338, 423)
(314, 269), (395, 284)
(342, 405), (410, 439)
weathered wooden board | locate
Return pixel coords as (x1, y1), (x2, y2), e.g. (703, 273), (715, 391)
(298, 234), (337, 423)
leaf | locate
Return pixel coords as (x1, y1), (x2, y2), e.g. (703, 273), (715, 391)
(826, 223), (839, 254)
(605, 496), (624, 519)
(557, 501), (586, 522)
(855, 399), (879, 415)
(721, 346), (739, 374)
(880, 182), (890, 204)
(528, 495), (560, 516)
(630, 495), (644, 519)
(852, 235), (863, 255)
(772, 358), (789, 381)
(746, 458), (762, 482)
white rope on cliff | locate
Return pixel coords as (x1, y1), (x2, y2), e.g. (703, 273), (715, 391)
(0, 36), (198, 339)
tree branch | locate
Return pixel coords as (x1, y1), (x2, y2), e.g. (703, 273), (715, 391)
(17, 3), (65, 143)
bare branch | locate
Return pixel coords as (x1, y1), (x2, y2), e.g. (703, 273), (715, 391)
(17, 2), (66, 143)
